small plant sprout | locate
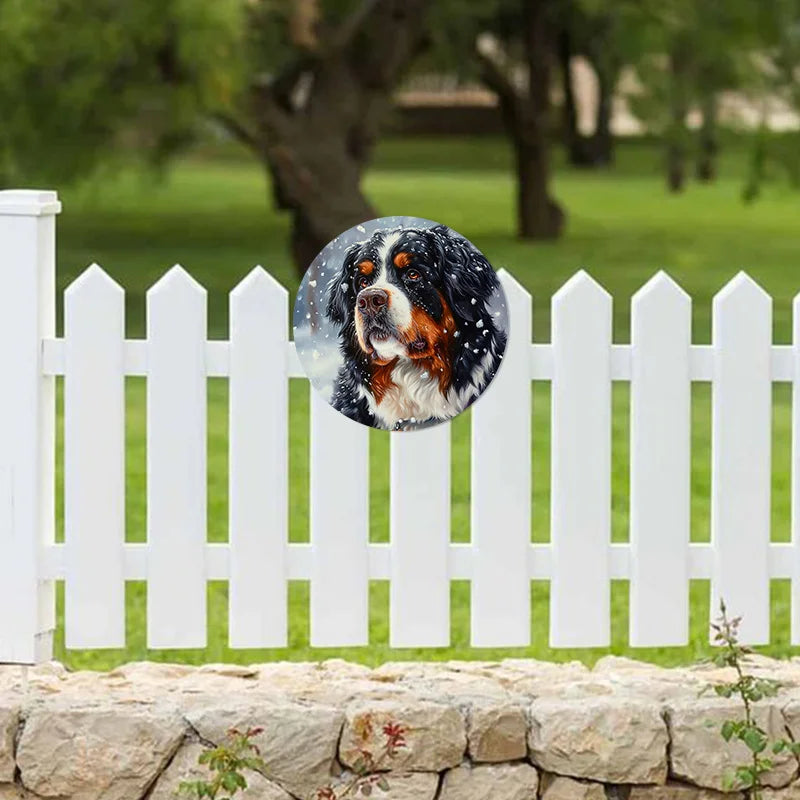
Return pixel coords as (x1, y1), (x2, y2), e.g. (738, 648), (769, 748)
(178, 717), (407, 800)
(178, 727), (267, 800)
(317, 718), (408, 799)
(710, 600), (800, 798)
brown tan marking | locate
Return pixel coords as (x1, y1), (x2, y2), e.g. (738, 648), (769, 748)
(370, 359), (400, 404)
(357, 260), (375, 275)
(404, 295), (456, 393)
(393, 251), (412, 268)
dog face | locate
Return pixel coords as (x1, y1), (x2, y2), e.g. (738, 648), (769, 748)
(326, 225), (498, 373)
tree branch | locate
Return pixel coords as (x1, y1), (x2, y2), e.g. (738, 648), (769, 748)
(269, 57), (315, 112)
(341, 0), (432, 90)
(211, 111), (259, 151)
(474, 37), (522, 128)
(330, 0), (381, 51)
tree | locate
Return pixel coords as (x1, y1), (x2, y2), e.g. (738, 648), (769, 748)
(0, 0), (432, 274)
(625, 0), (763, 192)
(555, 0), (625, 168)
(215, 0), (432, 272)
(741, 0), (800, 201)
(0, 0), (233, 187)
(474, 0), (565, 239)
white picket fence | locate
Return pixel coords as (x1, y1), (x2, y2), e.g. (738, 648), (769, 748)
(0, 189), (796, 664)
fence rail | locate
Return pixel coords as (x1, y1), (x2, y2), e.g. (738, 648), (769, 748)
(0, 189), (797, 663)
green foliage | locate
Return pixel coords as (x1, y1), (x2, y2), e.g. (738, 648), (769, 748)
(710, 601), (800, 798)
(179, 717), (407, 800)
(0, 0), (241, 185)
(179, 727), (267, 800)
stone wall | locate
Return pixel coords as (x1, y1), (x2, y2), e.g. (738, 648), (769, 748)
(2, 656), (800, 800)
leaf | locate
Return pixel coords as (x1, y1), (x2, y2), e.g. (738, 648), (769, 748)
(222, 772), (240, 792)
(722, 773), (736, 791)
(376, 776), (390, 791)
(735, 766), (756, 788)
(721, 721), (736, 742)
(742, 726), (767, 754)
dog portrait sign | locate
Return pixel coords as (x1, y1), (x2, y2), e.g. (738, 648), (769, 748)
(293, 217), (509, 431)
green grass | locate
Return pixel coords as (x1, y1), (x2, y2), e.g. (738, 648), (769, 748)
(51, 135), (800, 670)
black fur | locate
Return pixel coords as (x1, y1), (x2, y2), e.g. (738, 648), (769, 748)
(325, 225), (507, 429)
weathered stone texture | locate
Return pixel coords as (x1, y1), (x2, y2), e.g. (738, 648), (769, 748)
(340, 700), (466, 772)
(629, 783), (742, 800)
(529, 695), (669, 784)
(185, 700), (343, 800)
(2, 657), (800, 799)
(148, 740), (291, 800)
(540, 774), (607, 800)
(667, 700), (797, 790)
(16, 701), (185, 800)
(335, 771), (439, 800)
(439, 763), (539, 800)
(467, 703), (528, 763)
(0, 785), (36, 800)
(0, 703), (18, 783)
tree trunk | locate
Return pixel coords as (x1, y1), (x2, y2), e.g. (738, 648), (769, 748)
(695, 92), (718, 182)
(665, 46), (690, 193)
(515, 136), (564, 238)
(264, 136), (377, 270)
(234, 0), (430, 275)
(517, 0), (564, 237)
(591, 61), (616, 166)
(666, 142), (685, 192)
(558, 27), (593, 167)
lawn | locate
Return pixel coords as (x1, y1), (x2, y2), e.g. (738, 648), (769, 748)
(51, 135), (800, 670)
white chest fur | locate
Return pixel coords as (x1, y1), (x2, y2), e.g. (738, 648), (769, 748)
(373, 361), (462, 428)
(360, 344), (500, 429)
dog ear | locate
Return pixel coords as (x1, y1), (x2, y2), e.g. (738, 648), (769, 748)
(428, 225), (500, 322)
(325, 242), (361, 326)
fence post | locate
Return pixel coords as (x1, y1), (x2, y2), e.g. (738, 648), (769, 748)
(0, 190), (60, 664)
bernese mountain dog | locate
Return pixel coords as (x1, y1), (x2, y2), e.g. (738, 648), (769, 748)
(325, 224), (507, 430)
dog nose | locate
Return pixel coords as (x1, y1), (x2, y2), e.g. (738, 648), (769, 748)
(357, 287), (389, 315)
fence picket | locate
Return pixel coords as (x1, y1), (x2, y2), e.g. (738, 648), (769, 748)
(550, 271), (612, 647)
(146, 266), (207, 649)
(630, 272), (691, 646)
(310, 393), (369, 646)
(390, 425), (451, 647)
(470, 271), (532, 647)
(711, 273), (771, 644)
(64, 265), (126, 648)
(229, 268), (288, 648)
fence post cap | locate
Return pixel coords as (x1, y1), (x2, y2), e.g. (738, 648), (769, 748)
(0, 190), (61, 216)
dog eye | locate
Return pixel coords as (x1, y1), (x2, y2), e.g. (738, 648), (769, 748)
(357, 276), (370, 289)
(406, 269), (421, 281)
